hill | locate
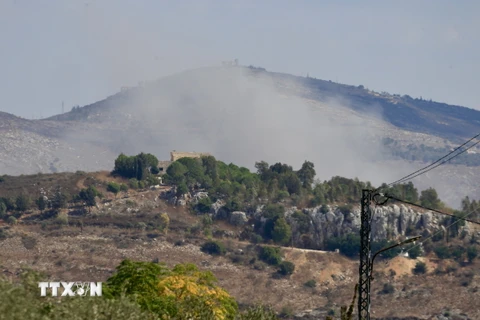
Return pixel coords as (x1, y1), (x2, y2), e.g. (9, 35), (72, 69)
(1, 65), (479, 208)
(0, 166), (479, 319)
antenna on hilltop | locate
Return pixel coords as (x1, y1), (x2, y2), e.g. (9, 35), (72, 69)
(62, 101), (64, 114)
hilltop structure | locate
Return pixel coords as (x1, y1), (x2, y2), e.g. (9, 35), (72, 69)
(157, 151), (212, 174)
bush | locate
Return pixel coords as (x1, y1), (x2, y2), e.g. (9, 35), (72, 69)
(258, 246), (282, 266)
(434, 245), (451, 259)
(407, 245), (422, 259)
(277, 261), (295, 276)
(380, 283), (395, 294)
(128, 179), (139, 189)
(6, 216), (17, 225)
(201, 241), (226, 256)
(196, 197), (212, 214)
(467, 246), (478, 263)
(304, 279), (316, 288)
(107, 182), (121, 196)
(413, 262), (427, 274)
(250, 234), (264, 244)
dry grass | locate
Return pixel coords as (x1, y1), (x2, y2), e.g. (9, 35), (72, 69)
(0, 172), (479, 318)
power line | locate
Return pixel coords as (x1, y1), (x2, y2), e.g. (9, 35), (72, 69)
(385, 194), (480, 226)
(403, 203), (480, 255)
(376, 132), (480, 191)
(390, 140), (480, 187)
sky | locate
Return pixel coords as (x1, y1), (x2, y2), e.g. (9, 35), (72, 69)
(1, 0), (479, 119)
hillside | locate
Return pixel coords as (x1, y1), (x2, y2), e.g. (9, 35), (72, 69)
(1, 66), (480, 208)
(0, 168), (479, 319)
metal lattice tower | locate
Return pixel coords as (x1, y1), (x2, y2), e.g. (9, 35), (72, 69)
(358, 189), (372, 320)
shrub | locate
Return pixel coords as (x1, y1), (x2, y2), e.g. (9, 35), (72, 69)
(381, 283), (395, 294)
(434, 245), (451, 259)
(407, 245), (422, 259)
(258, 246), (282, 266)
(413, 262), (427, 274)
(128, 179), (139, 189)
(277, 261), (295, 276)
(6, 216), (17, 225)
(467, 246), (478, 263)
(304, 279), (316, 288)
(250, 234), (263, 244)
(196, 197), (212, 214)
(201, 241), (226, 256)
(107, 182), (121, 196)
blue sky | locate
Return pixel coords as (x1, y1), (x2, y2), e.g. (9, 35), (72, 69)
(1, 0), (479, 118)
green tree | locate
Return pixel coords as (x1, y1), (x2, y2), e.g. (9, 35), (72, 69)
(202, 155), (218, 181)
(413, 261), (427, 274)
(176, 182), (189, 197)
(51, 188), (68, 210)
(105, 260), (238, 319)
(36, 196), (46, 212)
(166, 161), (188, 185)
(272, 218), (292, 245)
(407, 245), (422, 259)
(79, 185), (100, 211)
(467, 246), (478, 263)
(15, 194), (30, 212)
(277, 261), (295, 276)
(0, 201), (7, 219)
(201, 241), (226, 255)
(419, 187), (440, 209)
(107, 182), (121, 198)
(258, 246), (282, 266)
(296, 161), (316, 189)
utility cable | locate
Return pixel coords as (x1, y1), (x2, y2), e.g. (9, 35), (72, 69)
(403, 203), (480, 255)
(375, 132), (480, 192)
(384, 194), (480, 226)
(386, 140), (480, 188)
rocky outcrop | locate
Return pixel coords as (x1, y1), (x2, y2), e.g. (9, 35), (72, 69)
(281, 204), (470, 249)
(229, 211), (248, 226)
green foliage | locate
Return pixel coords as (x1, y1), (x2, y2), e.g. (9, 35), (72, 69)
(326, 234), (360, 258)
(380, 283), (395, 294)
(201, 240), (226, 255)
(129, 179), (139, 189)
(303, 279), (316, 288)
(7, 216), (17, 225)
(271, 218), (292, 245)
(277, 261), (295, 276)
(413, 261), (427, 274)
(371, 239), (402, 259)
(0, 202), (6, 218)
(107, 182), (121, 196)
(113, 153), (159, 180)
(467, 246), (478, 263)
(79, 185), (101, 209)
(292, 210), (311, 235)
(407, 245), (422, 259)
(120, 183), (129, 192)
(0, 260), (276, 320)
(434, 245), (451, 259)
(36, 196), (46, 211)
(105, 260), (238, 319)
(419, 187), (441, 209)
(196, 197), (213, 214)
(258, 246), (282, 266)
(15, 194), (31, 212)
(0, 197), (15, 211)
(51, 188), (68, 210)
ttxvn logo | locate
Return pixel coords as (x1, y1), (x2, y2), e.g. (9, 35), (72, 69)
(38, 282), (102, 297)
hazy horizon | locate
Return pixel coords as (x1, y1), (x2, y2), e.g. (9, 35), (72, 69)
(1, 1), (480, 119)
